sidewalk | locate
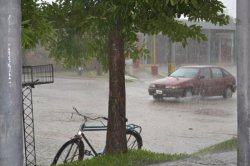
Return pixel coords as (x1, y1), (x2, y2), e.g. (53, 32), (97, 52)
(149, 151), (237, 166)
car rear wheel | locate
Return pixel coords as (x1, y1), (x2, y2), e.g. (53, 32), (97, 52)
(153, 95), (163, 101)
(223, 87), (233, 98)
(184, 88), (193, 98)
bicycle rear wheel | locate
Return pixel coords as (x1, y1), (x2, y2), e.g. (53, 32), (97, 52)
(51, 137), (84, 165)
(126, 129), (143, 149)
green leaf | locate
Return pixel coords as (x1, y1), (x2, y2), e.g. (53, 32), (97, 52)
(191, 0), (198, 7)
(170, 0), (176, 6)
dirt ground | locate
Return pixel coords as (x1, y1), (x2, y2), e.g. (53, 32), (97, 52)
(31, 65), (237, 165)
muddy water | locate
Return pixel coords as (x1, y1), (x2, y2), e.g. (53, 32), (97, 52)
(32, 77), (236, 165)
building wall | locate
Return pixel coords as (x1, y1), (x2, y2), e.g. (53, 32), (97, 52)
(140, 29), (235, 66)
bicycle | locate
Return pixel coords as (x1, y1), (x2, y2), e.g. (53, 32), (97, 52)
(51, 107), (143, 165)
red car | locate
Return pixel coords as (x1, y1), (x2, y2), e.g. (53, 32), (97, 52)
(148, 65), (236, 100)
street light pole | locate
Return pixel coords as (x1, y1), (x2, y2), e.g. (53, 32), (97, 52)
(0, 0), (23, 166)
(153, 34), (157, 65)
(168, 39), (175, 75)
(236, 0), (250, 165)
(151, 34), (158, 75)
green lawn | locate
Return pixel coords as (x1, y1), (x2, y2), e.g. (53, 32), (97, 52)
(55, 137), (237, 166)
(57, 150), (189, 166)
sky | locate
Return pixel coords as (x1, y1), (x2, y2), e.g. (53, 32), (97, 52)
(44, 0), (236, 18)
(220, 0), (236, 18)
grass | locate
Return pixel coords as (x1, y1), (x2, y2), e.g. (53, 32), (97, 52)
(54, 71), (109, 79)
(56, 137), (237, 166)
(192, 136), (237, 156)
(54, 71), (137, 82)
(58, 150), (189, 166)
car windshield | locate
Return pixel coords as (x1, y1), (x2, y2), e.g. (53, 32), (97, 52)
(170, 67), (199, 78)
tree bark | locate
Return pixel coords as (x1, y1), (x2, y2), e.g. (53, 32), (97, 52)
(106, 25), (127, 153)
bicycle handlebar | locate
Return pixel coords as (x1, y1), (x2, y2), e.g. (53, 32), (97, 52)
(72, 107), (141, 134)
(72, 107), (128, 123)
(73, 107), (108, 121)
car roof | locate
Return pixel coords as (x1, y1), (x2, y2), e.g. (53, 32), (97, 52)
(180, 65), (222, 68)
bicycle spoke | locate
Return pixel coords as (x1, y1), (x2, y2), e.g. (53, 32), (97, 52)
(126, 129), (142, 150)
(63, 143), (74, 163)
(63, 153), (79, 163)
(127, 140), (136, 149)
(59, 142), (80, 163)
(127, 134), (132, 142)
(70, 148), (79, 162)
(68, 152), (80, 162)
(127, 134), (137, 149)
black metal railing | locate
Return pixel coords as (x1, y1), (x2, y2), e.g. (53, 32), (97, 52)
(22, 64), (54, 166)
(22, 86), (36, 166)
(22, 64), (54, 87)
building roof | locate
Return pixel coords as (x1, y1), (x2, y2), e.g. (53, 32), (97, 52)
(181, 20), (236, 30)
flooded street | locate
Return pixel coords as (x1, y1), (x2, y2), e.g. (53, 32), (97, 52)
(32, 67), (237, 165)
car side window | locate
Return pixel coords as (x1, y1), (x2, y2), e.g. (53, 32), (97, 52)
(199, 68), (211, 79)
(211, 68), (223, 78)
(222, 69), (231, 77)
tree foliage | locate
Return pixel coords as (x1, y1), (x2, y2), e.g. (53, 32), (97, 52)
(41, 0), (230, 154)
(42, 0), (102, 68)
(22, 0), (54, 49)
(82, 0), (229, 44)
(44, 0), (148, 69)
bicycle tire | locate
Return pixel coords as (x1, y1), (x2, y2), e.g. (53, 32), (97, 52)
(51, 137), (84, 165)
(126, 129), (143, 149)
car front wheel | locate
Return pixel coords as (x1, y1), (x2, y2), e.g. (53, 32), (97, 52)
(184, 88), (193, 98)
(223, 87), (233, 98)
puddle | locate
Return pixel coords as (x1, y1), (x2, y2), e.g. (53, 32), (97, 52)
(194, 108), (231, 117)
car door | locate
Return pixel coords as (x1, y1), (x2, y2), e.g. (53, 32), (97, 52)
(197, 67), (213, 96)
(211, 67), (225, 96)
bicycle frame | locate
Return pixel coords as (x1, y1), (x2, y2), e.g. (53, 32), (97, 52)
(77, 123), (142, 157)
(78, 125), (107, 157)
(81, 123), (142, 133)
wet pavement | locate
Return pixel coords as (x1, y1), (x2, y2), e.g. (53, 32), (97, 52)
(149, 151), (237, 166)
(32, 64), (237, 165)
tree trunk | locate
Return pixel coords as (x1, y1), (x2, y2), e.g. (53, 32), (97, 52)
(106, 26), (127, 153)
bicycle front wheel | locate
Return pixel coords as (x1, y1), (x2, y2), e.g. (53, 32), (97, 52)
(126, 129), (143, 149)
(51, 137), (84, 165)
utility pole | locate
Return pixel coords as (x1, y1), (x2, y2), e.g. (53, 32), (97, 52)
(151, 34), (158, 75)
(153, 34), (157, 65)
(0, 0), (23, 166)
(236, 0), (250, 165)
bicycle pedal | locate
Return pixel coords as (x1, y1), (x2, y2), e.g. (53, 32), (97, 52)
(84, 150), (92, 156)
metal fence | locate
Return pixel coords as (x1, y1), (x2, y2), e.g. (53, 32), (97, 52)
(22, 64), (54, 166)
